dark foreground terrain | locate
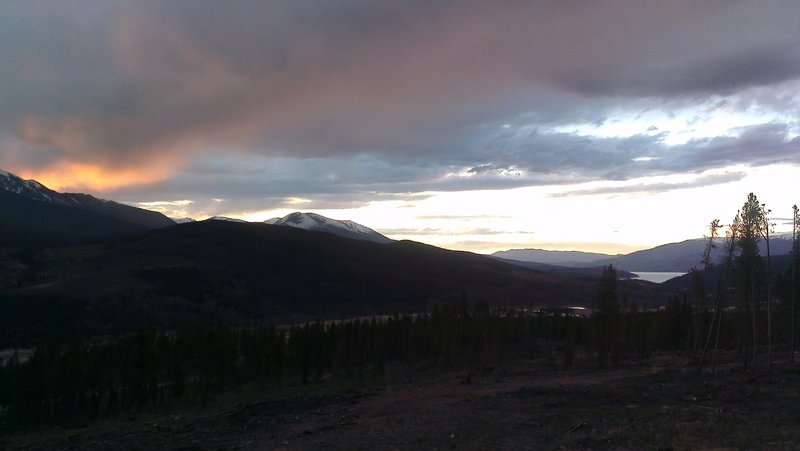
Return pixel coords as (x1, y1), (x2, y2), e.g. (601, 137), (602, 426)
(5, 351), (800, 450)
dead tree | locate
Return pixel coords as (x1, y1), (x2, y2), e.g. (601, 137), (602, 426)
(698, 219), (734, 373)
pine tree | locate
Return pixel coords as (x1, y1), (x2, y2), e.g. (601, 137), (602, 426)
(595, 265), (619, 368)
(735, 193), (765, 368)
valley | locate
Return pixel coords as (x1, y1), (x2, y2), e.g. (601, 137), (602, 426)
(3, 3), (800, 448)
(1, 170), (799, 449)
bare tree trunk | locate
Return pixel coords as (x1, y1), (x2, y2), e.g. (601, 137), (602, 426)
(765, 227), (772, 374)
(793, 205), (798, 363)
(712, 300), (723, 373)
(694, 220), (719, 361)
(751, 282), (757, 369)
(698, 224), (734, 374)
(698, 284), (725, 373)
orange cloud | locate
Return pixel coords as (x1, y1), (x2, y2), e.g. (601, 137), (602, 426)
(17, 162), (172, 194)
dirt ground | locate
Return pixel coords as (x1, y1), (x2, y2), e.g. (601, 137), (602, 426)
(5, 351), (800, 450)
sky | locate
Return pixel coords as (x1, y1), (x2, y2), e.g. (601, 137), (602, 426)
(1, 1), (799, 254)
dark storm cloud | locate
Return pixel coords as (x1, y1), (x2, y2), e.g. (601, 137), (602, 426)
(463, 122), (799, 186)
(106, 120), (800, 210)
(0, 0), (798, 203)
(559, 43), (800, 98)
(109, 154), (439, 213)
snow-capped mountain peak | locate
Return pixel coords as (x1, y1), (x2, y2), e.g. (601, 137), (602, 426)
(266, 212), (391, 244)
(0, 168), (65, 204)
(0, 169), (130, 210)
(0, 168), (175, 243)
(281, 212), (328, 228)
(209, 216), (248, 223)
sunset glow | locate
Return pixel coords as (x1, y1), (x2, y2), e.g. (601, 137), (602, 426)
(18, 162), (172, 193)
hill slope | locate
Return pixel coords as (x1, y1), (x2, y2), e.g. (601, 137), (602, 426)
(0, 220), (673, 345)
(493, 248), (615, 266)
(495, 238), (794, 272)
(0, 169), (174, 245)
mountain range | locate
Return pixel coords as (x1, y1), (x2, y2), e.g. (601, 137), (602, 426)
(0, 168), (678, 346)
(494, 238), (794, 273)
(0, 219), (672, 346)
(3, 167), (791, 275)
(264, 212), (391, 243)
(208, 212), (391, 242)
(0, 169), (174, 245)
(0, 169), (391, 246)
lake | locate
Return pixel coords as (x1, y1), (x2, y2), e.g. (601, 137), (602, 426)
(631, 271), (686, 283)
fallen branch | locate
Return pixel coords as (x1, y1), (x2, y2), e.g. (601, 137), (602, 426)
(564, 421), (587, 433)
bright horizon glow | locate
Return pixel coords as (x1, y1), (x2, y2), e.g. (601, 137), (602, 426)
(190, 163), (800, 255)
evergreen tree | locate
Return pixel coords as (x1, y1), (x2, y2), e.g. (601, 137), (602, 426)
(595, 265), (619, 368)
(734, 193), (765, 367)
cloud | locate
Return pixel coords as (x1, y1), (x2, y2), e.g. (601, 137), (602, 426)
(415, 215), (513, 221)
(97, 119), (798, 213)
(550, 170), (748, 198)
(1, 0), (798, 209)
(379, 228), (445, 236)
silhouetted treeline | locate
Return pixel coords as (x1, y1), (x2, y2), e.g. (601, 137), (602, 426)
(0, 292), (770, 431)
(0, 302), (573, 429)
